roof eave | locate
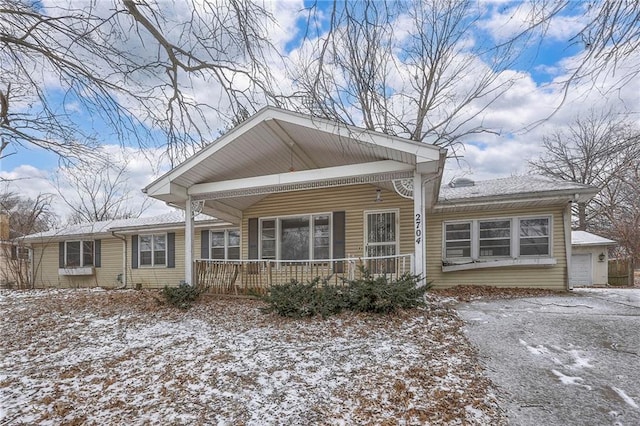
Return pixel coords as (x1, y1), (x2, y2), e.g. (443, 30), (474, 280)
(434, 187), (599, 212)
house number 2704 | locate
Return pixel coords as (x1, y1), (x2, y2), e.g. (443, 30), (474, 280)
(415, 213), (422, 244)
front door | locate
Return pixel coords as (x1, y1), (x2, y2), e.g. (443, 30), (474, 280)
(365, 210), (398, 273)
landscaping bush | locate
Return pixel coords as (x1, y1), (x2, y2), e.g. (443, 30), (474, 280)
(261, 277), (347, 318)
(343, 270), (430, 314)
(162, 282), (201, 309)
(262, 269), (430, 318)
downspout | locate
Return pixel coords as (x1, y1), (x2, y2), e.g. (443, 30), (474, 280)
(27, 243), (34, 289)
(563, 202), (573, 291)
(111, 231), (127, 289)
(421, 173), (444, 284)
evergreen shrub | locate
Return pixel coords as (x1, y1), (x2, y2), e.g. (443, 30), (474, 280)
(162, 282), (201, 309)
(262, 269), (430, 318)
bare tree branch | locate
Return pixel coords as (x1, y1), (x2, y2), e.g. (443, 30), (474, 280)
(54, 158), (150, 224)
(529, 110), (640, 262)
(1, 0), (284, 166)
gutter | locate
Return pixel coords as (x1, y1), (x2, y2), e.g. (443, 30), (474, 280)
(111, 231), (127, 289)
(433, 189), (599, 212)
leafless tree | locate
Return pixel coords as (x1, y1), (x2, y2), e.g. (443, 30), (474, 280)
(55, 159), (150, 224)
(563, 1), (640, 97)
(2, 0), (637, 168)
(293, 1), (639, 150)
(0, 191), (57, 288)
(1, 0), (282, 166)
(529, 111), (640, 263)
(596, 162), (640, 265)
(292, 0), (565, 152)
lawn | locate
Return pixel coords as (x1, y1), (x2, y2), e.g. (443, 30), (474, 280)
(0, 289), (505, 425)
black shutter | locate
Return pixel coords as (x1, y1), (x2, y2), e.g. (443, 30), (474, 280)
(59, 242), (65, 268)
(10, 245), (17, 260)
(131, 235), (138, 269)
(167, 232), (175, 268)
(94, 239), (101, 268)
(201, 230), (209, 259)
(333, 211), (346, 273)
(248, 218), (258, 259)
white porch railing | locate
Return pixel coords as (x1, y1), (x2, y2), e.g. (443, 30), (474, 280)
(194, 254), (414, 295)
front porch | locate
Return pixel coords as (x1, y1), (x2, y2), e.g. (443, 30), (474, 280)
(195, 253), (414, 295)
(143, 108), (446, 293)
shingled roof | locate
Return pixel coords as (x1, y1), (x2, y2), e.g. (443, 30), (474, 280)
(438, 175), (597, 202)
(22, 211), (223, 241)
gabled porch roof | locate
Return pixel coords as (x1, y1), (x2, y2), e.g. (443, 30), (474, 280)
(144, 107), (446, 223)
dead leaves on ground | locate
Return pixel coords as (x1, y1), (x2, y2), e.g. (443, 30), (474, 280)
(1, 288), (507, 425)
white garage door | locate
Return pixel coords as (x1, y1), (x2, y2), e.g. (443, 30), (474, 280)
(570, 253), (592, 286)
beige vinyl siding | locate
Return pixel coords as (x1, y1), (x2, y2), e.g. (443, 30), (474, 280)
(242, 184), (415, 260)
(98, 238), (125, 287)
(31, 241), (61, 288)
(128, 231), (186, 289)
(30, 237), (125, 288)
(426, 205), (568, 290)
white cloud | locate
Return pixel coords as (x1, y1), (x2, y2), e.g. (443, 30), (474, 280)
(6, 0), (638, 214)
(2, 146), (173, 224)
(479, 3), (586, 43)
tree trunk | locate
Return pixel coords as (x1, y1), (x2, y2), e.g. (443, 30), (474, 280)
(578, 202), (587, 230)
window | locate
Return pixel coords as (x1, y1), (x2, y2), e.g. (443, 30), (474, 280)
(261, 220), (276, 260)
(443, 216), (551, 261)
(259, 214), (331, 260)
(64, 240), (94, 267)
(519, 218), (550, 256)
(139, 234), (166, 267)
(281, 216), (310, 260)
(445, 222), (471, 258)
(11, 246), (29, 260)
(210, 229), (240, 260)
(479, 220), (511, 257)
(313, 215), (330, 260)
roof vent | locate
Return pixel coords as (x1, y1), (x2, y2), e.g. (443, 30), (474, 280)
(449, 177), (475, 188)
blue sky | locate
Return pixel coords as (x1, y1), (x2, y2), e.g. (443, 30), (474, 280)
(1, 0), (638, 220)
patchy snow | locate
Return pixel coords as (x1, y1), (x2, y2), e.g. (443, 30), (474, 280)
(519, 339), (593, 371)
(551, 370), (592, 390)
(0, 289), (505, 425)
(611, 387), (639, 409)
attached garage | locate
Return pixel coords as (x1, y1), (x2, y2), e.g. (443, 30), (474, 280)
(570, 231), (616, 287)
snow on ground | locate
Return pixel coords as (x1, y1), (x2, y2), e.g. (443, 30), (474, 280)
(0, 289), (505, 425)
(611, 387), (639, 410)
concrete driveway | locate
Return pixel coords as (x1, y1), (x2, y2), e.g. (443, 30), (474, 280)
(457, 288), (640, 426)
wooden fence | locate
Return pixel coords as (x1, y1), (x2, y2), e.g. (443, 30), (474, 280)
(608, 258), (634, 286)
(194, 254), (414, 295)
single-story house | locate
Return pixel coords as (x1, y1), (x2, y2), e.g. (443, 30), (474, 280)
(22, 107), (599, 292)
(570, 231), (616, 286)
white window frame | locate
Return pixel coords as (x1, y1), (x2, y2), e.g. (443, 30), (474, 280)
(259, 213), (333, 261)
(517, 216), (552, 257)
(210, 229), (241, 260)
(478, 219), (512, 258)
(363, 209), (400, 258)
(442, 215), (553, 262)
(64, 240), (94, 268)
(138, 233), (167, 267)
(443, 220), (472, 259)
(14, 246), (30, 260)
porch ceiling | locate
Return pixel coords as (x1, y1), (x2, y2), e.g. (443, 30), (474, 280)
(144, 107), (446, 222)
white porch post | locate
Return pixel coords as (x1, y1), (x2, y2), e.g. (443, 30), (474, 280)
(185, 196), (194, 285)
(413, 172), (426, 283)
